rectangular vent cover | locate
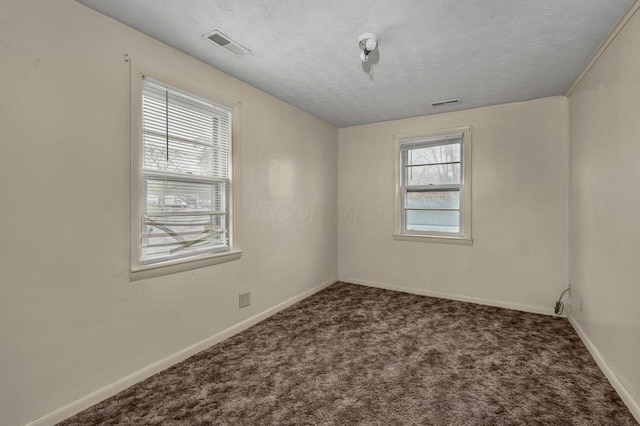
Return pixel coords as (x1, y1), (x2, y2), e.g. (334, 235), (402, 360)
(431, 98), (461, 107)
(204, 30), (250, 57)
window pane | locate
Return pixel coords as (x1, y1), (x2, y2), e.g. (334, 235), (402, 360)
(406, 191), (460, 209)
(141, 179), (228, 263)
(408, 142), (460, 166)
(405, 210), (460, 233)
(406, 163), (460, 185)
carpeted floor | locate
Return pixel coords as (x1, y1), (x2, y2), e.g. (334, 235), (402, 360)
(59, 282), (637, 425)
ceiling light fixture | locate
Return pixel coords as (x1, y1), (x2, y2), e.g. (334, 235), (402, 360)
(358, 33), (378, 62)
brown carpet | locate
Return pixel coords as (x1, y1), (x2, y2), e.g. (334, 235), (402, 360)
(59, 282), (637, 425)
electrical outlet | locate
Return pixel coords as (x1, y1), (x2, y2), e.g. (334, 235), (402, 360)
(239, 292), (250, 308)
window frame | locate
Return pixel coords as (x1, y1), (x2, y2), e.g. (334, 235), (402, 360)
(393, 126), (473, 245)
(130, 61), (242, 281)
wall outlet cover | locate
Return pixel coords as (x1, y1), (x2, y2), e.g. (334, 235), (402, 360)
(239, 292), (250, 308)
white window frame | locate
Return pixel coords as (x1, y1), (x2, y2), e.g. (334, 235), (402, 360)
(393, 126), (473, 245)
(130, 61), (242, 281)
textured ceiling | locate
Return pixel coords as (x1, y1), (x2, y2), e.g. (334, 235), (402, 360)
(76, 0), (631, 128)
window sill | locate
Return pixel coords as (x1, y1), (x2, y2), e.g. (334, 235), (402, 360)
(393, 233), (473, 245)
(130, 249), (243, 281)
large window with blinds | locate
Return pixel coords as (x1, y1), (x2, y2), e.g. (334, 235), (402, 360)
(397, 128), (472, 242)
(138, 78), (231, 265)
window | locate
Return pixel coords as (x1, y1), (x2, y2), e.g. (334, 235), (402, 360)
(130, 65), (241, 280)
(395, 127), (472, 244)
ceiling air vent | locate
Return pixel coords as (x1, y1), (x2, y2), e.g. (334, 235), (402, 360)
(203, 30), (250, 57)
(431, 98), (461, 107)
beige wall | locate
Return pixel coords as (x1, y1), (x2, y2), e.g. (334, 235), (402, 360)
(338, 97), (569, 313)
(0, 1), (337, 425)
(568, 6), (640, 413)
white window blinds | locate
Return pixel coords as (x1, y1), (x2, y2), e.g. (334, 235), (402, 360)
(140, 78), (231, 264)
(400, 134), (464, 235)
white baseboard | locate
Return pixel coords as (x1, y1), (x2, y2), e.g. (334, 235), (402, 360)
(340, 277), (555, 316)
(568, 314), (640, 424)
(25, 277), (338, 426)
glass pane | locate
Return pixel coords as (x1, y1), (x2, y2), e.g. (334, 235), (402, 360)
(406, 191), (460, 209)
(406, 210), (460, 233)
(406, 163), (460, 185)
(141, 179), (228, 263)
(142, 82), (229, 180)
(408, 142), (460, 166)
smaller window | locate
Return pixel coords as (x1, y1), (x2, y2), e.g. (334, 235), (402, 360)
(396, 128), (472, 243)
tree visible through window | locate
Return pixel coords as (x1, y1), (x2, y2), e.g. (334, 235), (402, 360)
(400, 134), (464, 235)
